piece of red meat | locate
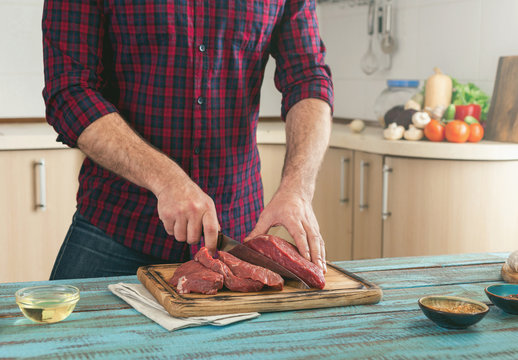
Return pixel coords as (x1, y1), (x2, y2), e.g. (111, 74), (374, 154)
(245, 234), (326, 289)
(194, 247), (263, 292)
(218, 251), (284, 290)
(169, 260), (224, 295)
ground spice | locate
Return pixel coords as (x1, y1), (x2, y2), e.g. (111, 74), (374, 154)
(429, 303), (483, 314)
(505, 294), (518, 299)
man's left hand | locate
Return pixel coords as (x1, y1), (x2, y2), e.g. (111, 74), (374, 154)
(245, 189), (326, 273)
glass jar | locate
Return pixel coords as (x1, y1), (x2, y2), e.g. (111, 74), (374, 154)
(374, 80), (420, 126)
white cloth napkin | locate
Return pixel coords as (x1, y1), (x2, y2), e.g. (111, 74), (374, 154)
(108, 282), (260, 331)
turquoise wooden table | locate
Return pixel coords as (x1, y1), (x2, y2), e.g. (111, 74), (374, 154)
(1, 253), (516, 359)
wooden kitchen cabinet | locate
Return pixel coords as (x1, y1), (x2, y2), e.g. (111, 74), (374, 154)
(312, 148), (354, 261)
(352, 151), (383, 260)
(257, 144), (292, 241)
(257, 144), (285, 205)
(382, 156), (518, 257)
(0, 149), (84, 282)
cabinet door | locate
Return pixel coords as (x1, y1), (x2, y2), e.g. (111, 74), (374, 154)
(0, 149), (84, 282)
(352, 151), (383, 259)
(383, 156), (518, 257)
(257, 144), (292, 241)
(312, 148), (353, 261)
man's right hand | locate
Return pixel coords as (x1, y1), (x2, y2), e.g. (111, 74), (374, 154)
(155, 179), (220, 252)
(76, 113), (220, 252)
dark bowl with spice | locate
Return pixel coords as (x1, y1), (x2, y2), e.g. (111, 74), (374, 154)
(418, 296), (489, 329)
(485, 284), (518, 315)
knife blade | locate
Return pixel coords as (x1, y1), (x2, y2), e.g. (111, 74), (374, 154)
(216, 232), (310, 289)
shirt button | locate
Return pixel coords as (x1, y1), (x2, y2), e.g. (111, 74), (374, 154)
(198, 44), (206, 52)
(194, 147), (201, 155)
(197, 97), (204, 105)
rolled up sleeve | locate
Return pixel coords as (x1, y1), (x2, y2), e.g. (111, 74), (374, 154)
(42, 0), (118, 148)
(270, 0), (334, 120)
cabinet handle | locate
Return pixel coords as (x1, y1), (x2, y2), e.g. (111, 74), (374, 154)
(382, 164), (392, 220)
(359, 160), (369, 211)
(34, 159), (46, 211)
(340, 157), (350, 203)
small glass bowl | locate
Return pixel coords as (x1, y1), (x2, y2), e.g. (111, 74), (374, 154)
(15, 285), (80, 323)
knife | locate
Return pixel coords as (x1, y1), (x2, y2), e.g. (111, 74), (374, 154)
(216, 232), (310, 289)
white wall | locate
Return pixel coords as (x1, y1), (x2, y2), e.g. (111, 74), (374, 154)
(2, 0), (518, 120)
(0, 0), (45, 118)
(317, 0), (518, 121)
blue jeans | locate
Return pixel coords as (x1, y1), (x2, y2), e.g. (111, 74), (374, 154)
(50, 212), (170, 280)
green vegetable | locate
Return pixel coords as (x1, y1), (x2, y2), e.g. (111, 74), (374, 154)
(464, 115), (479, 125)
(451, 78), (490, 123)
(445, 104), (456, 121)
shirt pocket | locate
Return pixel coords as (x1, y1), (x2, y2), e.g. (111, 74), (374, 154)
(227, 0), (283, 53)
(111, 2), (172, 49)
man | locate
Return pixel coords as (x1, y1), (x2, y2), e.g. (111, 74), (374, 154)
(43, 0), (333, 279)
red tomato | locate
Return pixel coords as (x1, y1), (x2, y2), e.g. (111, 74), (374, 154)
(445, 120), (470, 143)
(424, 119), (445, 142)
(455, 104), (481, 121)
(468, 123), (484, 142)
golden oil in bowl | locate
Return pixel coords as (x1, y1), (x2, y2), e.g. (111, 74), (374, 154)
(15, 285), (80, 323)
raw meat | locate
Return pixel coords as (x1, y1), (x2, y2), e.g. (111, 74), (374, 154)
(169, 260), (224, 295)
(245, 235), (326, 289)
(218, 251), (284, 290)
(194, 248), (263, 292)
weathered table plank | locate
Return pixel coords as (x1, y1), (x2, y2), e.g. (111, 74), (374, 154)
(338, 252), (507, 273)
(2, 305), (517, 360)
(0, 253), (514, 359)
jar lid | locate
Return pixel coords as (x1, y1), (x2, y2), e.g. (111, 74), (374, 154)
(387, 80), (420, 88)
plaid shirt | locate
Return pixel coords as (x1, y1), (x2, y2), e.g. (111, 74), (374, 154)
(43, 0), (333, 262)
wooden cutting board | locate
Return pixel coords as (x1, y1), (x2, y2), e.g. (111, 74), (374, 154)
(137, 263), (382, 317)
(485, 56), (518, 143)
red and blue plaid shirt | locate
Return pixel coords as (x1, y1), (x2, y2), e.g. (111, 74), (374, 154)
(43, 0), (333, 262)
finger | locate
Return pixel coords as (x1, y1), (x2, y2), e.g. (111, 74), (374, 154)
(202, 210), (220, 253)
(173, 218), (187, 242)
(244, 215), (272, 242)
(186, 214), (203, 245)
(320, 237), (327, 273)
(284, 219), (310, 261)
(162, 219), (175, 236)
(306, 210), (326, 272)
(303, 221), (323, 270)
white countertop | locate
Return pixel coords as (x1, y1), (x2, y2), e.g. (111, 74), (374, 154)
(257, 122), (518, 161)
(0, 123), (68, 150)
(3, 121), (518, 161)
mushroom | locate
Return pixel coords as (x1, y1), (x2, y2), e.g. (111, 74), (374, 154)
(412, 112), (431, 129)
(403, 125), (424, 141)
(383, 122), (404, 140)
(404, 99), (422, 112)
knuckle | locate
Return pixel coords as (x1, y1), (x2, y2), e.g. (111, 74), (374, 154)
(160, 208), (175, 220)
(187, 201), (202, 213)
(310, 245), (321, 256)
(295, 231), (307, 240)
(204, 224), (218, 235)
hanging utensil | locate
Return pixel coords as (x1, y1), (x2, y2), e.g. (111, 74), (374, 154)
(381, 3), (396, 54)
(360, 0), (379, 75)
(376, 4), (390, 71)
